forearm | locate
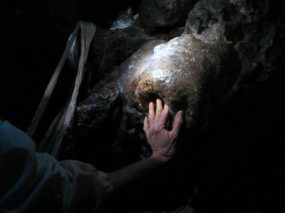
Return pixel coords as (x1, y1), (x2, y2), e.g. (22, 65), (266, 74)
(109, 156), (166, 190)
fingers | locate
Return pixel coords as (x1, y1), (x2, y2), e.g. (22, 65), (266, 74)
(143, 116), (150, 133)
(170, 111), (183, 138)
(156, 99), (163, 114)
(160, 104), (169, 125)
(148, 102), (155, 121)
(147, 99), (174, 129)
(148, 99), (164, 122)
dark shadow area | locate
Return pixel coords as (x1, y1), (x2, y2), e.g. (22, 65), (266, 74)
(0, 0), (141, 130)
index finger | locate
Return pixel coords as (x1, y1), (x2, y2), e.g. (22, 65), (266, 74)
(148, 102), (155, 122)
(156, 99), (163, 114)
(159, 104), (170, 125)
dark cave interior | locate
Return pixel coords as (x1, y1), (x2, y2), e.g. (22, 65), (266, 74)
(1, 1), (285, 213)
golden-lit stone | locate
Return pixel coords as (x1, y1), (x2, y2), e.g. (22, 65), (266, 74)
(119, 23), (237, 128)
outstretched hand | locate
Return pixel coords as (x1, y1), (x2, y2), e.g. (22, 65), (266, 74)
(143, 99), (183, 162)
(109, 100), (183, 189)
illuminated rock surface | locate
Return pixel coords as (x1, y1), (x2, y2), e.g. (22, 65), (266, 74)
(119, 23), (238, 128)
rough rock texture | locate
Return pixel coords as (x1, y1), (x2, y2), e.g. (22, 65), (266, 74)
(119, 23), (239, 129)
(76, 81), (121, 133)
(90, 25), (152, 83)
(139, 0), (198, 32)
(62, 75), (123, 168)
(185, 0), (284, 97)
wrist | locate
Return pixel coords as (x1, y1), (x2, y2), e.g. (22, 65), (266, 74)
(150, 152), (172, 164)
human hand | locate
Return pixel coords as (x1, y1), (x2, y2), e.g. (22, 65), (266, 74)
(143, 99), (183, 163)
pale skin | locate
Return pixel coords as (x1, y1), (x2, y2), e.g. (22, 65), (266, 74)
(109, 99), (184, 190)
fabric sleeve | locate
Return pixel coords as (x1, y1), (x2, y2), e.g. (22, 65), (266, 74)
(0, 120), (113, 213)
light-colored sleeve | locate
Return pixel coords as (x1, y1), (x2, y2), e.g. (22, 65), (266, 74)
(0, 120), (113, 213)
